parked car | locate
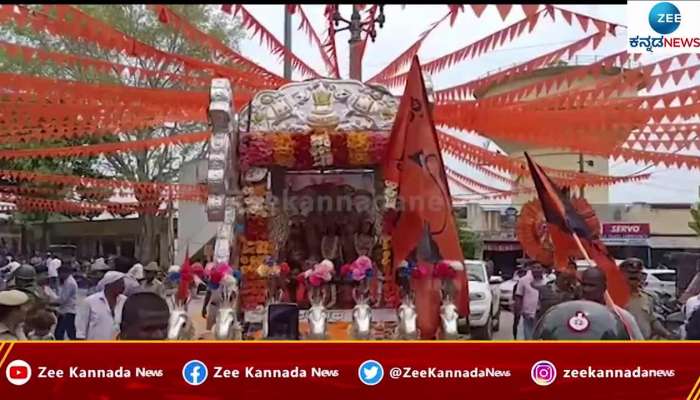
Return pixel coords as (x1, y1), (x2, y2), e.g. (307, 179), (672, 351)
(643, 268), (676, 297)
(465, 260), (501, 340)
(499, 278), (517, 309)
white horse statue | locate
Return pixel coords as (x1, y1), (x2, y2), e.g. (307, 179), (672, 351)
(167, 295), (194, 340)
(214, 274), (243, 340)
(439, 292), (460, 340)
(306, 286), (328, 340)
(396, 293), (419, 340)
(351, 286), (372, 340)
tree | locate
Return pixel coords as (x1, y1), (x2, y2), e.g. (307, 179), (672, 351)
(0, 5), (244, 262)
(690, 202), (700, 236)
(457, 218), (483, 259)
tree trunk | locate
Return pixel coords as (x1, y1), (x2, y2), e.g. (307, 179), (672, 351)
(41, 214), (49, 252)
(136, 214), (159, 264)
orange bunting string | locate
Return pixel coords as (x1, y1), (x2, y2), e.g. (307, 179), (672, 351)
(223, 4), (323, 79)
(150, 5), (287, 87)
(365, 9), (453, 84)
(0, 169), (206, 200)
(0, 5), (277, 92)
(434, 32), (602, 102)
(293, 5), (339, 78)
(322, 5), (341, 78)
(0, 131), (210, 160)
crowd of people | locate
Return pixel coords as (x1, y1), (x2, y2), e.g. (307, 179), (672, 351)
(510, 257), (700, 340)
(0, 251), (171, 341)
(3, 246), (700, 341)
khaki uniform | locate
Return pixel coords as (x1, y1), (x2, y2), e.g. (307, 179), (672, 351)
(0, 322), (26, 341)
(624, 290), (657, 339)
(140, 279), (166, 298)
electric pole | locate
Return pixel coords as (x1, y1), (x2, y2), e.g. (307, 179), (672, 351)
(332, 5), (386, 81)
(283, 7), (292, 80)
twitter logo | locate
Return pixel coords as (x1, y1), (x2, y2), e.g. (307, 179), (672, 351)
(358, 360), (384, 386)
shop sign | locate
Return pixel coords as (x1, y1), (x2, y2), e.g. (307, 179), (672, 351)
(602, 223), (650, 238)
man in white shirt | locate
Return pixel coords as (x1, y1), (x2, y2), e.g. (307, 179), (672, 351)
(514, 263), (546, 340)
(48, 265), (78, 339)
(76, 271), (127, 340)
(681, 293), (700, 339)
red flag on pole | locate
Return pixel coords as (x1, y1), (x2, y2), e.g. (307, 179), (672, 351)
(177, 244), (192, 302)
(383, 56), (468, 337)
(524, 153), (630, 306)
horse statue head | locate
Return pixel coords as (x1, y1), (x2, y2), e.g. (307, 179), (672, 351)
(397, 292), (419, 340)
(214, 274), (242, 340)
(351, 286), (372, 340)
(167, 294), (194, 340)
(439, 291), (459, 340)
(306, 286), (328, 340)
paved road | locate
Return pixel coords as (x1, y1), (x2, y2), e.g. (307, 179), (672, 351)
(494, 310), (515, 340)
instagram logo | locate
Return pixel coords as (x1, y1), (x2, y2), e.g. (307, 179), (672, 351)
(530, 360), (557, 386)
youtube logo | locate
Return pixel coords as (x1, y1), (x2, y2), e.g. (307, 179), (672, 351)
(5, 359), (32, 386)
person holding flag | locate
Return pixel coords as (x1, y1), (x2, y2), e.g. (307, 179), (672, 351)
(523, 152), (634, 337)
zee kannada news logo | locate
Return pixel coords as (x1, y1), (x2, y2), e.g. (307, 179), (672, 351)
(629, 1), (700, 52)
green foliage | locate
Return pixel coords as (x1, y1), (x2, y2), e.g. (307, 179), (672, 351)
(0, 5), (244, 257)
(457, 218), (483, 260)
(690, 203), (700, 236)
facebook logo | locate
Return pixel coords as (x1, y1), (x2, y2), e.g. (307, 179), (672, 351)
(182, 360), (208, 386)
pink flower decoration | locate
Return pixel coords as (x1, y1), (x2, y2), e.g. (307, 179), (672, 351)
(340, 263), (353, 277)
(352, 268), (367, 281)
(412, 263), (430, 279)
(353, 256), (372, 271)
(433, 261), (457, 279)
(316, 259), (335, 275)
(279, 262), (290, 276)
(308, 274), (323, 287)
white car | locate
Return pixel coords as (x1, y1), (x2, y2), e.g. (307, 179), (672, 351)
(643, 269), (676, 297)
(465, 260), (501, 339)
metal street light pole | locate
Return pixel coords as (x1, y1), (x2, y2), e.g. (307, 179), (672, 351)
(283, 7), (293, 80)
(332, 4), (386, 81)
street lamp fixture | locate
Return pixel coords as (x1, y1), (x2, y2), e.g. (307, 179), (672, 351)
(332, 5), (386, 80)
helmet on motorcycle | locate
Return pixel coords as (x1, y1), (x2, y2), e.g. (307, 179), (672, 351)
(533, 300), (630, 340)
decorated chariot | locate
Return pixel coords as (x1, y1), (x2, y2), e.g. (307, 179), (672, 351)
(202, 75), (462, 340)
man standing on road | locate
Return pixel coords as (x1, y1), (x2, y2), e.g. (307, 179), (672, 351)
(48, 265), (78, 340)
(579, 267), (644, 340)
(76, 271), (127, 340)
(619, 258), (678, 340)
(510, 266), (529, 339)
(141, 262), (166, 298)
(513, 262), (546, 340)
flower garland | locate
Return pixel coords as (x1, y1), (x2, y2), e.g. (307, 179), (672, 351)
(242, 184), (268, 218)
(240, 131), (388, 169)
(346, 131), (371, 165)
(310, 131), (333, 167)
(329, 132), (348, 165)
(292, 133), (313, 169)
(271, 133), (295, 167)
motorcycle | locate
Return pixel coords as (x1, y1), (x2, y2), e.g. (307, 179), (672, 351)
(651, 291), (684, 337)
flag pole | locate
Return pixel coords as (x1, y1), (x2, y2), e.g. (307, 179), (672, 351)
(570, 232), (634, 336)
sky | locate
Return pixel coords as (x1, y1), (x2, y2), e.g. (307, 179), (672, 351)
(233, 4), (700, 205)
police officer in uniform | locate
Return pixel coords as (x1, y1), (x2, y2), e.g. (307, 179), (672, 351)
(533, 300), (632, 340)
(623, 258), (676, 340)
(0, 290), (31, 340)
(619, 258), (678, 340)
(8, 264), (53, 334)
